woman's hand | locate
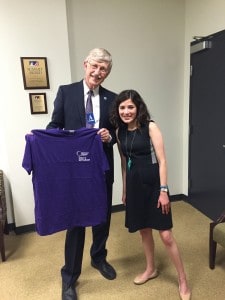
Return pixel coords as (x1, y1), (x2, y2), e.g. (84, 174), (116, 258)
(157, 192), (170, 214)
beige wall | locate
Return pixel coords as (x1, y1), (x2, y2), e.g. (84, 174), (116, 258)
(66, 0), (185, 205)
(2, 0), (225, 228)
(0, 0), (71, 225)
(1, 0), (186, 227)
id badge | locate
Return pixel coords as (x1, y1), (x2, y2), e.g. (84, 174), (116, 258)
(86, 112), (95, 125)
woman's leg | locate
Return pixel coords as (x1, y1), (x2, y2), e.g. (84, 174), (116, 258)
(159, 230), (190, 295)
(134, 228), (158, 283)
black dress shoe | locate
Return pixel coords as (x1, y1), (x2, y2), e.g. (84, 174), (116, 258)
(91, 260), (116, 280)
(62, 282), (77, 300)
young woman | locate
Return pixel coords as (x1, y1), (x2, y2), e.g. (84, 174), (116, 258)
(110, 90), (191, 300)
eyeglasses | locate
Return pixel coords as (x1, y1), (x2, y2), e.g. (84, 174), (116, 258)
(87, 60), (109, 75)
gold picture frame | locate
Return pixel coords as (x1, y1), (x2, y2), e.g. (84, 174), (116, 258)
(21, 57), (50, 89)
(29, 93), (48, 114)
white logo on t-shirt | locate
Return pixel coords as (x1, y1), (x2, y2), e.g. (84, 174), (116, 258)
(76, 151), (90, 162)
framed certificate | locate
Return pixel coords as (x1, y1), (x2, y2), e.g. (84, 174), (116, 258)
(21, 57), (50, 89)
(29, 93), (48, 114)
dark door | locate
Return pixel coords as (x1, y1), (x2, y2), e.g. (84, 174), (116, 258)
(189, 30), (225, 220)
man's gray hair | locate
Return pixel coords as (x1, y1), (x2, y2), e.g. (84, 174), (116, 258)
(85, 48), (112, 71)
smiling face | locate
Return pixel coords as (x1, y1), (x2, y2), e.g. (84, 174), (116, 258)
(84, 59), (110, 90)
(118, 98), (138, 129)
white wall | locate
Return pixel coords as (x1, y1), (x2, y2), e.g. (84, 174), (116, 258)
(66, 0), (185, 204)
(1, 0), (185, 227)
(4, 0), (222, 228)
(0, 0), (71, 225)
(182, 0), (225, 194)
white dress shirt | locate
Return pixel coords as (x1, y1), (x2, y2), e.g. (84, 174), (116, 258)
(83, 81), (100, 128)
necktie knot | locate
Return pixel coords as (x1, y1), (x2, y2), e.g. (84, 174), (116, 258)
(88, 90), (93, 97)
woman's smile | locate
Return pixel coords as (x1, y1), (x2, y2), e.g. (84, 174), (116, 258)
(119, 99), (137, 126)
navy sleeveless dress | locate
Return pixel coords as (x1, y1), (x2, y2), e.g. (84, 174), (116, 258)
(118, 123), (173, 233)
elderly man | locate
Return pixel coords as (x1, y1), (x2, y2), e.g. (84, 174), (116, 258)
(47, 48), (116, 300)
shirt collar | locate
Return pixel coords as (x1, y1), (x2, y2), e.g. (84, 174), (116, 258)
(83, 80), (99, 96)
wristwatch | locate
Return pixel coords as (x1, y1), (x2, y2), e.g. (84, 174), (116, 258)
(108, 134), (112, 143)
(160, 185), (168, 193)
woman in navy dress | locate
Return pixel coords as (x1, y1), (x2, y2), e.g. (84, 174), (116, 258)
(110, 90), (191, 300)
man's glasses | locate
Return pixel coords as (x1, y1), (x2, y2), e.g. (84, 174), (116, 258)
(88, 60), (109, 75)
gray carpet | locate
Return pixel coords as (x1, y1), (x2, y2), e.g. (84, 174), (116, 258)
(0, 201), (225, 299)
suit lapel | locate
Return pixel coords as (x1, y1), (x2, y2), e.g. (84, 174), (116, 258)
(75, 81), (86, 127)
(99, 86), (109, 128)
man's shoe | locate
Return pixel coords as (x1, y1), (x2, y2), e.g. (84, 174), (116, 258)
(91, 259), (116, 280)
(62, 282), (77, 300)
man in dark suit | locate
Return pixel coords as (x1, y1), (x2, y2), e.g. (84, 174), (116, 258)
(46, 48), (117, 300)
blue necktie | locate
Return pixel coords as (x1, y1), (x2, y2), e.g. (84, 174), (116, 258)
(86, 90), (94, 128)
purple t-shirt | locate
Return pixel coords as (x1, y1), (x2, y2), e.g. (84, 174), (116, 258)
(22, 128), (109, 236)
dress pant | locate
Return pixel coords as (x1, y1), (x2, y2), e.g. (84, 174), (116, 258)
(61, 183), (113, 285)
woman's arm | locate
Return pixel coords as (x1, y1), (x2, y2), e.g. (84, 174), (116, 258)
(149, 122), (170, 214)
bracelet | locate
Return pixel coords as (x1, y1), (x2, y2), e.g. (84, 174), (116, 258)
(108, 134), (112, 143)
(160, 185), (168, 192)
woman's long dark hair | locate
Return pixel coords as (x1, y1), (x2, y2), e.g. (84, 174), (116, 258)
(110, 89), (151, 128)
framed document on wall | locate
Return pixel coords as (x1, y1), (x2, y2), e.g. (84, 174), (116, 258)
(29, 93), (48, 114)
(20, 57), (50, 89)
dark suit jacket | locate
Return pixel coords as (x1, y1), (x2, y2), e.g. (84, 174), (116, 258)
(46, 80), (116, 184)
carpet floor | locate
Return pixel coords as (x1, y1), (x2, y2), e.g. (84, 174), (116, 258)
(0, 201), (225, 299)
